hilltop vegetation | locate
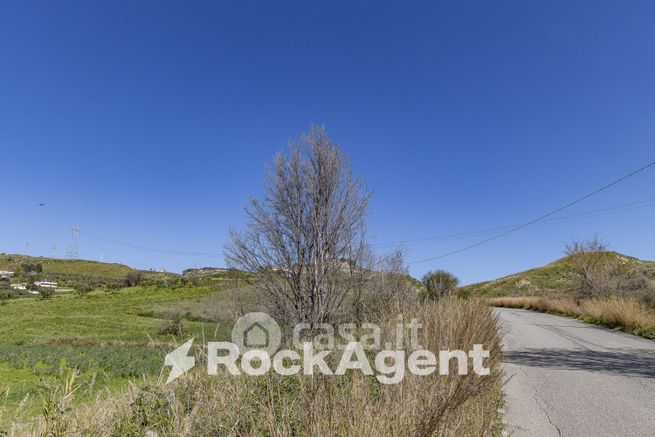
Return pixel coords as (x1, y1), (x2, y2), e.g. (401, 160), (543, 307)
(0, 253), (134, 279)
(460, 252), (655, 300)
(0, 253), (205, 293)
(468, 247), (655, 341)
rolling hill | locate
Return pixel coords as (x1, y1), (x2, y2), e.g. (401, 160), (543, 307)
(459, 252), (655, 298)
(0, 253), (134, 277)
(0, 253), (179, 289)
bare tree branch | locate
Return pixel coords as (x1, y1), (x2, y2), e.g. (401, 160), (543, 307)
(224, 125), (371, 324)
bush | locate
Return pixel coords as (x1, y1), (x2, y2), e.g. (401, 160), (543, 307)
(20, 263), (43, 274)
(106, 281), (123, 291)
(0, 277), (10, 289)
(421, 270), (459, 301)
(349, 250), (420, 322)
(638, 287), (655, 310)
(74, 281), (94, 295)
(158, 313), (185, 336)
(564, 236), (625, 299)
(126, 271), (144, 287)
(38, 287), (54, 300)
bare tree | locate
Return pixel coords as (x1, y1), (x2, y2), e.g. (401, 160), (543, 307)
(358, 249), (420, 320)
(225, 125), (371, 324)
(564, 235), (622, 298)
(564, 235), (609, 256)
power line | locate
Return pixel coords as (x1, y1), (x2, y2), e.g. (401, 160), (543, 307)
(372, 197), (655, 248)
(408, 159), (655, 265)
(68, 160), (654, 264)
(77, 229), (222, 258)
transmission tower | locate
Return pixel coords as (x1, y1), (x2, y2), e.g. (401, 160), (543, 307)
(51, 243), (57, 258)
(66, 226), (79, 259)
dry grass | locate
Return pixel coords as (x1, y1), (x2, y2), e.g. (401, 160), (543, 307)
(4, 299), (503, 436)
(488, 296), (655, 339)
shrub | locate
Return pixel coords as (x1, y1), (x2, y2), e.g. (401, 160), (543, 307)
(106, 281), (122, 291)
(38, 287), (54, 300)
(158, 313), (185, 337)
(349, 250), (420, 322)
(564, 236), (626, 299)
(74, 281), (94, 295)
(421, 270), (459, 301)
(638, 287), (655, 310)
(126, 271), (144, 287)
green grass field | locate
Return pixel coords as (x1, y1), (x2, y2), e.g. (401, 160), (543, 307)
(0, 281), (259, 427)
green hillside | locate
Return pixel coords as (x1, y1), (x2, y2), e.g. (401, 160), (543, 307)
(0, 253), (182, 290)
(459, 252), (655, 298)
(0, 253), (134, 278)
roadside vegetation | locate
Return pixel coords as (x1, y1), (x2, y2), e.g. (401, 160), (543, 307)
(488, 296), (655, 339)
(469, 236), (655, 340)
(5, 299), (503, 437)
(421, 270), (459, 301)
(460, 238), (655, 300)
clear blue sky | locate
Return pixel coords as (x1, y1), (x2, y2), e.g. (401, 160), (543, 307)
(1, 1), (654, 284)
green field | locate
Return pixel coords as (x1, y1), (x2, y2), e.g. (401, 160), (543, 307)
(0, 281), (259, 427)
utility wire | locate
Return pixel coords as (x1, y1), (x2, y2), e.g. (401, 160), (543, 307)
(77, 229), (222, 258)
(408, 159), (655, 265)
(373, 197), (655, 247)
(73, 161), (654, 263)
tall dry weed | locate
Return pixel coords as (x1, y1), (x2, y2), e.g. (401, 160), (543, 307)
(7, 299), (503, 436)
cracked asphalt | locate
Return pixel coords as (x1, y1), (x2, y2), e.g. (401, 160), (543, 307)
(494, 308), (655, 437)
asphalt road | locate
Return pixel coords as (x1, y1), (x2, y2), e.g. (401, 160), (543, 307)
(494, 307), (655, 437)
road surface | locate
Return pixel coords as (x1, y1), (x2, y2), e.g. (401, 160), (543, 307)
(494, 307), (655, 437)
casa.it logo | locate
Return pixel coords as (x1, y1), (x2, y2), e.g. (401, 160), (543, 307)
(164, 312), (490, 384)
(231, 312), (282, 356)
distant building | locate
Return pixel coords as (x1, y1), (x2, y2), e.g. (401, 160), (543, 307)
(35, 281), (58, 288)
(10, 283), (26, 290)
(269, 266), (292, 277)
(0, 270), (14, 278)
